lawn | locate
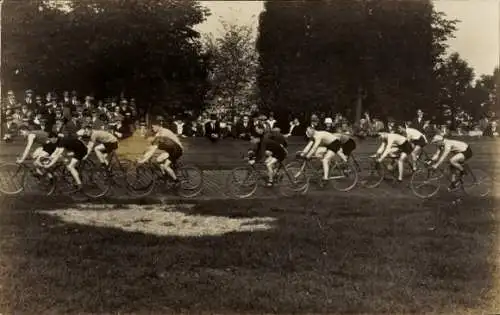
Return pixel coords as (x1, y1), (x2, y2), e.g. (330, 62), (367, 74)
(0, 193), (497, 314)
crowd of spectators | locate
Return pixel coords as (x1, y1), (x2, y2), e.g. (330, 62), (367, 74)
(1, 89), (499, 144)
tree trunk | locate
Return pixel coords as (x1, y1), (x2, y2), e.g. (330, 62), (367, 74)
(355, 85), (363, 124)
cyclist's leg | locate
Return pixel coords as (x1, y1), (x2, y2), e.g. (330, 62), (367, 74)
(322, 150), (336, 180)
(94, 144), (108, 165)
(155, 152), (170, 174)
(264, 150), (278, 185)
(397, 152), (408, 181)
(411, 145), (422, 171)
(66, 154), (83, 186)
(449, 152), (466, 183)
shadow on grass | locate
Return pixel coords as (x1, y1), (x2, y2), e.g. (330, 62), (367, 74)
(0, 190), (497, 314)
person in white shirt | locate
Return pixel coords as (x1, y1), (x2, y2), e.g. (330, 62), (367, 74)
(371, 131), (412, 182)
(300, 127), (346, 182)
(397, 125), (428, 171)
(429, 135), (473, 189)
(137, 121), (184, 182)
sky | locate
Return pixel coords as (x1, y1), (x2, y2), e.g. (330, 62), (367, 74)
(196, 0), (500, 77)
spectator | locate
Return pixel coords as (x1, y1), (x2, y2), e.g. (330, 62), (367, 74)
(23, 89), (34, 108)
(483, 120), (499, 137)
(285, 117), (302, 137)
(267, 112), (277, 129)
(412, 109), (426, 132)
(205, 114), (221, 143)
(324, 117), (335, 132)
(236, 115), (253, 140)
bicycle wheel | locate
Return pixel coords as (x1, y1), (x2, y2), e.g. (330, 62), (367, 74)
(279, 163), (310, 197)
(226, 166), (258, 199)
(0, 163), (26, 195)
(410, 168), (442, 199)
(462, 168), (492, 198)
(126, 164), (156, 198)
(54, 166), (88, 200)
(359, 160), (385, 188)
(82, 164), (110, 199)
(175, 165), (204, 198)
(22, 167), (56, 196)
(330, 161), (358, 192)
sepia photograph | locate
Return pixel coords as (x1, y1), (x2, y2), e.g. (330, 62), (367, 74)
(0, 0), (498, 313)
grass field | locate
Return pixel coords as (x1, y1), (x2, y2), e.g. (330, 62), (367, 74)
(0, 138), (498, 314)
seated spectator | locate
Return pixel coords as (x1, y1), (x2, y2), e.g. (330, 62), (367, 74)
(236, 115), (253, 140)
(266, 112), (277, 129)
(324, 117), (335, 132)
(483, 120), (499, 137)
(205, 114), (221, 143)
(469, 125), (483, 137)
(90, 110), (106, 130)
(285, 117), (302, 137)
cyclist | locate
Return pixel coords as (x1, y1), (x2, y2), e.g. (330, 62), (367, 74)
(17, 126), (58, 175)
(77, 125), (119, 167)
(248, 123), (288, 187)
(300, 127), (344, 183)
(429, 134), (473, 190)
(43, 133), (88, 190)
(137, 120), (183, 183)
(371, 131), (412, 182)
(397, 124), (428, 171)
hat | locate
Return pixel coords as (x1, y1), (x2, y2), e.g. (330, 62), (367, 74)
(25, 89), (33, 94)
(120, 99), (128, 104)
(311, 114), (319, 121)
(7, 90), (14, 95)
(324, 117), (333, 124)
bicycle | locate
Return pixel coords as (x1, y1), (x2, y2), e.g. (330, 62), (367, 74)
(126, 160), (203, 198)
(285, 151), (358, 192)
(0, 160), (55, 196)
(359, 150), (430, 188)
(410, 161), (492, 199)
(226, 158), (309, 199)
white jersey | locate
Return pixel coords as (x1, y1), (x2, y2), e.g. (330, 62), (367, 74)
(384, 133), (407, 147)
(442, 139), (468, 153)
(155, 127), (183, 149)
(405, 127), (427, 142)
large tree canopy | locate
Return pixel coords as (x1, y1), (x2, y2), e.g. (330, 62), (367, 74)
(257, 0), (457, 122)
(2, 0), (211, 114)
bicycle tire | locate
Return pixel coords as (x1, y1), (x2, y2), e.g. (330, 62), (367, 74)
(330, 161), (358, 192)
(0, 163), (26, 195)
(22, 167), (56, 196)
(82, 164), (111, 199)
(359, 160), (385, 188)
(284, 161), (310, 191)
(175, 165), (204, 198)
(226, 166), (258, 199)
(410, 168), (441, 199)
(279, 163), (310, 197)
(126, 164), (156, 198)
(462, 168), (492, 198)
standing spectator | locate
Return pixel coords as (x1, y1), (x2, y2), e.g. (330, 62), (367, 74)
(412, 109), (426, 132)
(71, 91), (79, 107)
(205, 114), (221, 143)
(173, 115), (185, 136)
(62, 91), (71, 106)
(266, 112), (277, 129)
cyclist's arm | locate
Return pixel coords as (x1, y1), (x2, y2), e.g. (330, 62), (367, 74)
(305, 139), (321, 159)
(45, 148), (64, 168)
(302, 140), (314, 155)
(430, 148), (441, 162)
(138, 144), (158, 164)
(433, 144), (451, 168)
(19, 134), (36, 162)
(86, 140), (95, 157)
(375, 141), (386, 156)
(378, 139), (394, 161)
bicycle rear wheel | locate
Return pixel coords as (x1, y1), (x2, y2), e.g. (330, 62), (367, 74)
(462, 168), (492, 198)
(126, 164), (156, 198)
(0, 163), (25, 195)
(359, 160), (385, 188)
(410, 168), (442, 199)
(23, 167), (56, 196)
(175, 165), (204, 198)
(226, 166), (258, 199)
(330, 161), (358, 192)
(82, 163), (110, 199)
(278, 163), (309, 197)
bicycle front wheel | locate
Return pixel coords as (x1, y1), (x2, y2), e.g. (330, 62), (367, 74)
(175, 165), (204, 198)
(462, 168), (492, 198)
(226, 166), (258, 199)
(0, 163), (26, 195)
(359, 160), (385, 188)
(410, 169), (442, 199)
(126, 164), (156, 198)
(279, 163), (309, 197)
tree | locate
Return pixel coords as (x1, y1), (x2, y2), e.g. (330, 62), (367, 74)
(256, 0), (454, 123)
(2, 0), (211, 114)
(435, 52), (474, 125)
(203, 20), (258, 115)
(462, 67), (499, 119)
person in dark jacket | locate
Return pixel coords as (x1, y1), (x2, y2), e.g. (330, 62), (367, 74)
(204, 114), (221, 143)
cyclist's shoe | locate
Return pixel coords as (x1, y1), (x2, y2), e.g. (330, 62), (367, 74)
(265, 180), (274, 187)
(447, 181), (460, 191)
